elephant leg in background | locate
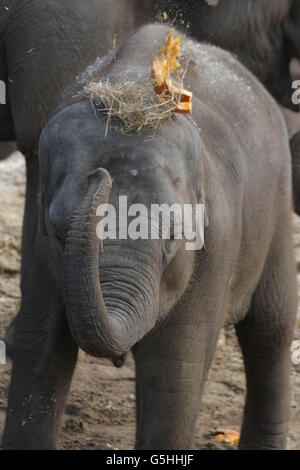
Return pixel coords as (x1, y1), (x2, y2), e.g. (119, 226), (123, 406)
(134, 295), (224, 450)
(21, 155), (40, 285)
(0, 46), (15, 147)
(278, 105), (300, 215)
(236, 213), (297, 450)
(291, 131), (300, 215)
(4, 154), (39, 355)
(0, 141), (17, 160)
(2, 239), (78, 450)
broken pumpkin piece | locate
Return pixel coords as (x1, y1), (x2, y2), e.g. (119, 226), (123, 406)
(214, 429), (240, 445)
(152, 29), (193, 114)
(175, 101), (193, 114)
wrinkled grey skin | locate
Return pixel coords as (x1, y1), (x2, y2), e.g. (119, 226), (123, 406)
(0, 0), (151, 349)
(2, 25), (297, 450)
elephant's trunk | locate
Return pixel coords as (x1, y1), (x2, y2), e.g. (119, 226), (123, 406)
(63, 168), (159, 358)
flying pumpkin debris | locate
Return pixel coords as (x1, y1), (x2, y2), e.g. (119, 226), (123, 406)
(214, 429), (240, 446)
(152, 29), (193, 114)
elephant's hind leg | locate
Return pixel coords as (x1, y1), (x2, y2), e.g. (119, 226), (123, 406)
(236, 212), (297, 450)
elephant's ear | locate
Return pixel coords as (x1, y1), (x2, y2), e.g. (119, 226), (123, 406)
(283, 0), (300, 59)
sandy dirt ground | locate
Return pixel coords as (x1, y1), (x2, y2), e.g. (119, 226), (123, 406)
(0, 152), (299, 450)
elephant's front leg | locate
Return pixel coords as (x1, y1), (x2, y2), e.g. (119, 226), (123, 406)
(2, 242), (78, 450)
(4, 155), (40, 356)
(133, 307), (223, 450)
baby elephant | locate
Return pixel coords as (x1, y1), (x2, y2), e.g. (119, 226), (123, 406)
(2, 24), (297, 450)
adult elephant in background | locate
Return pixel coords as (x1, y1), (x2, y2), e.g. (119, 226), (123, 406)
(154, 0), (298, 110)
(0, 142), (16, 160)
(153, 0), (300, 212)
(0, 0), (152, 355)
(0, 0), (151, 288)
(0, 47), (16, 159)
(284, 0), (300, 64)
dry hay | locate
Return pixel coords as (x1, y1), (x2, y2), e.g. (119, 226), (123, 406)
(83, 30), (192, 135)
(83, 79), (178, 135)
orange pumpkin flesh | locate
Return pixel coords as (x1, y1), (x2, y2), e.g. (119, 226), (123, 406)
(214, 429), (240, 446)
(152, 29), (193, 114)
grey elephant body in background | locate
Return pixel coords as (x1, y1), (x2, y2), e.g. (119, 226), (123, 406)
(0, 0), (152, 151)
(154, 0), (299, 110)
(1, 1), (299, 150)
(0, 0), (150, 320)
(2, 24), (297, 449)
(153, 0), (300, 213)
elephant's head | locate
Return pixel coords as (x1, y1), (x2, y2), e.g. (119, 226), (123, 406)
(39, 100), (201, 361)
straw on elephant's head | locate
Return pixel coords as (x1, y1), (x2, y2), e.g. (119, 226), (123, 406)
(83, 79), (178, 135)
